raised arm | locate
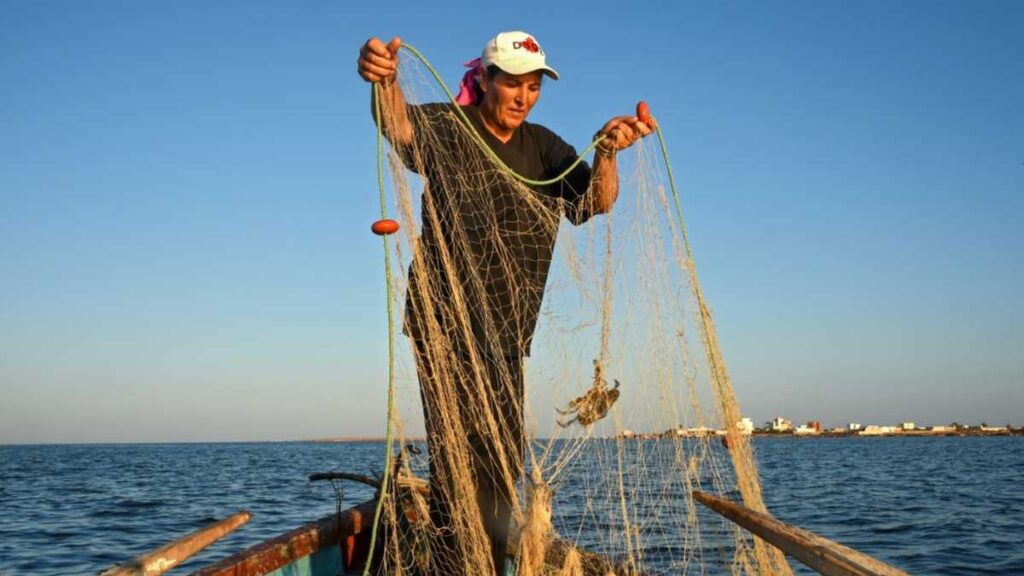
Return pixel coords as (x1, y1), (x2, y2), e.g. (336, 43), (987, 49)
(357, 37), (414, 146)
(588, 115), (655, 214)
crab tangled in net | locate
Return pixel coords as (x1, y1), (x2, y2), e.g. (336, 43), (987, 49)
(555, 360), (621, 428)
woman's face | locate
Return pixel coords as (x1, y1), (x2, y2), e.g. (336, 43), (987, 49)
(479, 69), (543, 135)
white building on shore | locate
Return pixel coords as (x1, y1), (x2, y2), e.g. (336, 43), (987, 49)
(859, 425), (899, 436)
(675, 426), (715, 437)
(737, 418), (754, 435)
(794, 424), (820, 435)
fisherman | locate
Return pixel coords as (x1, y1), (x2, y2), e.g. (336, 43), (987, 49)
(357, 31), (653, 575)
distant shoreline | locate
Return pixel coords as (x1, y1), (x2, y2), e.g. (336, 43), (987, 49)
(4, 431), (1020, 446)
(305, 436), (407, 443)
(308, 430), (1024, 443)
(614, 429), (1023, 441)
(752, 430), (1022, 438)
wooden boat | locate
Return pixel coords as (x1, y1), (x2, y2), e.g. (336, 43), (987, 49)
(100, 478), (911, 576)
(187, 499), (631, 576)
(191, 498), (379, 576)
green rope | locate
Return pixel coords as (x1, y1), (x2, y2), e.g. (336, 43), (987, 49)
(654, 123), (728, 398)
(363, 82), (397, 576)
(655, 125), (694, 268)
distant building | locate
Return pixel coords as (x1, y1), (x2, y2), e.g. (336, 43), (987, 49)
(621, 429), (634, 438)
(768, 417), (792, 432)
(981, 426), (1007, 432)
(930, 425), (952, 432)
(900, 422), (916, 431)
(858, 425), (898, 436)
(848, 423), (862, 432)
(808, 421), (822, 433)
(737, 418), (754, 435)
(794, 424), (820, 435)
(675, 426), (714, 437)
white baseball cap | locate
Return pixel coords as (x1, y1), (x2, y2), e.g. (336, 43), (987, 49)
(480, 31), (559, 80)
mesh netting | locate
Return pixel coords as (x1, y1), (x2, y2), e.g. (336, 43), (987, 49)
(367, 48), (792, 576)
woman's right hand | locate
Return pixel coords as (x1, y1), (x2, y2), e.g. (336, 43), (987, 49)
(357, 37), (402, 84)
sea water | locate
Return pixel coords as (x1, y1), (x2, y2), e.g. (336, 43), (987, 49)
(1, 437), (1021, 575)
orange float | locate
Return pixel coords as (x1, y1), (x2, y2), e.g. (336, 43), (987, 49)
(636, 101), (655, 128)
(371, 219), (400, 235)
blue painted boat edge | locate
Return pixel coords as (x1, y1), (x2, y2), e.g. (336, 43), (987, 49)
(190, 499), (378, 576)
(264, 546), (344, 576)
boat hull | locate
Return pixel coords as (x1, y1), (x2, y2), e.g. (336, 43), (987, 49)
(191, 500), (377, 576)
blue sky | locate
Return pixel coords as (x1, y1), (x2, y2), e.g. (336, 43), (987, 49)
(2, 1), (1022, 443)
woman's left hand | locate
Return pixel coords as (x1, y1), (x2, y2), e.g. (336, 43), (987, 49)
(594, 115), (654, 156)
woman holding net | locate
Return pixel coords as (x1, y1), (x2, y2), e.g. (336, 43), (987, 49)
(357, 31), (653, 575)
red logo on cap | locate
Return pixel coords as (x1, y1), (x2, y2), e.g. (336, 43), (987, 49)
(514, 36), (541, 53)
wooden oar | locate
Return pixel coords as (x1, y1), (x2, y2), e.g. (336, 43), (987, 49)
(99, 510), (251, 576)
(693, 491), (909, 576)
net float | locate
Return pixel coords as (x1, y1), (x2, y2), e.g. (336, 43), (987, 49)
(636, 101), (656, 128)
(371, 219), (400, 236)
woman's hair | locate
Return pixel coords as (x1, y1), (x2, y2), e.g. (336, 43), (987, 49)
(461, 65), (503, 106)
(478, 65), (504, 102)
(480, 64), (543, 90)
(485, 64), (503, 79)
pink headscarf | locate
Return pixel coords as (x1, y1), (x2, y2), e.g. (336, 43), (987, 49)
(455, 58), (484, 106)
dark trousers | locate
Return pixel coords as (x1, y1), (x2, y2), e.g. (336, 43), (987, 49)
(414, 342), (524, 576)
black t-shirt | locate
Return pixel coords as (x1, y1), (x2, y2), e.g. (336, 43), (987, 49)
(398, 102), (594, 356)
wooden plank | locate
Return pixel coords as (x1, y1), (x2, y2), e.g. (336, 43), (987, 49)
(100, 511), (251, 576)
(693, 491), (910, 576)
(191, 499), (378, 576)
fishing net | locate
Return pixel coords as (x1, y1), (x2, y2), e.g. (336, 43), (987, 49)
(365, 45), (792, 576)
